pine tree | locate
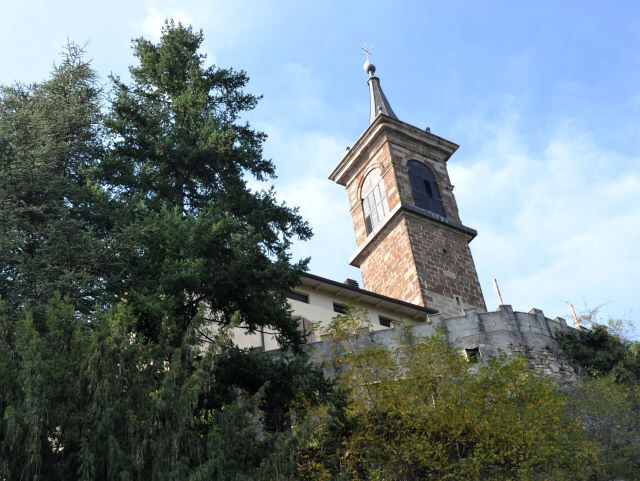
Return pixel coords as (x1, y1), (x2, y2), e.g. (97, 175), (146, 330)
(1, 25), (327, 481)
(0, 44), (106, 319)
(98, 21), (311, 346)
(0, 296), (90, 479)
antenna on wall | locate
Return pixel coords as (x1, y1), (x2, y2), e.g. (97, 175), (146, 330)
(492, 278), (504, 306)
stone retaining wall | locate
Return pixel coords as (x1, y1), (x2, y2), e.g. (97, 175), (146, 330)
(285, 305), (579, 383)
(440, 305), (578, 382)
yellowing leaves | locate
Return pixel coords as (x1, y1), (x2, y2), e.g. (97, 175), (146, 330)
(297, 305), (600, 480)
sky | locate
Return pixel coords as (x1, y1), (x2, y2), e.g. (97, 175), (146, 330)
(2, 0), (639, 330)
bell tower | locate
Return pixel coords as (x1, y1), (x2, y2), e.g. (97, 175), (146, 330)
(329, 59), (486, 317)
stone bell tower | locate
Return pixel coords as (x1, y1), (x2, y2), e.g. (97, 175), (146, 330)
(329, 58), (486, 317)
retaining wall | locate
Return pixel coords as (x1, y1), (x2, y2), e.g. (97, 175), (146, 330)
(291, 305), (578, 382)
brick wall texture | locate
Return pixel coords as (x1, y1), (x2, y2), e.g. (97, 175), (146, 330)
(341, 119), (486, 316)
(405, 213), (486, 315)
(359, 216), (424, 306)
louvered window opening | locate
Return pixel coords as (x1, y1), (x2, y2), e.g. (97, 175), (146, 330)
(408, 160), (446, 218)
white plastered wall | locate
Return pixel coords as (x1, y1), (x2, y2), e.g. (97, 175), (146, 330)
(229, 284), (421, 351)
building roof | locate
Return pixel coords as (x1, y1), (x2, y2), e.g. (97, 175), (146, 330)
(328, 114), (459, 185)
(299, 272), (438, 320)
(364, 61), (398, 125)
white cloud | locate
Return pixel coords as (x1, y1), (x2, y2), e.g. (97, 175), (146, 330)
(265, 126), (348, 177)
(450, 114), (640, 325)
(133, 0), (272, 63)
(278, 176), (356, 275)
(253, 126), (360, 281)
(138, 4), (194, 41)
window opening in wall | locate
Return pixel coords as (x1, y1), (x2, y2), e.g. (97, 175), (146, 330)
(287, 291), (309, 303)
(361, 168), (389, 235)
(465, 347), (480, 363)
(407, 159), (446, 217)
(333, 303), (347, 314)
(378, 315), (395, 327)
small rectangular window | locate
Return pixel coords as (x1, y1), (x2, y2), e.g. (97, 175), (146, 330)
(378, 315), (395, 327)
(364, 217), (373, 235)
(465, 347), (480, 364)
(287, 291), (309, 303)
(333, 303), (347, 314)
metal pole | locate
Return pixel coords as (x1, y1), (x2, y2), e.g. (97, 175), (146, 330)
(493, 278), (504, 306)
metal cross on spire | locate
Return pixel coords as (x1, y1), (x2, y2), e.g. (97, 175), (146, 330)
(361, 43), (373, 61)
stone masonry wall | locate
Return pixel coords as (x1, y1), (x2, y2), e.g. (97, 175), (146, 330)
(289, 305), (579, 384)
(359, 215), (424, 306)
(404, 213), (486, 317)
(383, 132), (486, 316)
(342, 127), (486, 317)
(441, 305), (578, 382)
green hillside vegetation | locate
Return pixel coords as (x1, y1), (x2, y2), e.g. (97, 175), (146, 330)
(290, 305), (640, 481)
(556, 314), (640, 480)
(0, 21), (638, 481)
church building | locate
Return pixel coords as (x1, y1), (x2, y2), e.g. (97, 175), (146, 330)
(329, 58), (485, 318)
(232, 58), (578, 381)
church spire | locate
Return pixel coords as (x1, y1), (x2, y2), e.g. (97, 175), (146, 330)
(363, 58), (398, 125)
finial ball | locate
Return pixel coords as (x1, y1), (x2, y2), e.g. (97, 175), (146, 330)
(363, 59), (376, 75)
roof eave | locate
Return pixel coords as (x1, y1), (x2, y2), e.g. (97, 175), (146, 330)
(329, 115), (460, 186)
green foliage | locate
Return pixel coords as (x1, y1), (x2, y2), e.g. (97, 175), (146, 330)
(211, 346), (334, 430)
(567, 376), (640, 480)
(0, 296), (90, 479)
(295, 305), (600, 481)
(0, 297), (328, 480)
(97, 21), (311, 347)
(557, 314), (640, 480)
(557, 323), (640, 383)
(0, 22), (324, 481)
(0, 43), (106, 318)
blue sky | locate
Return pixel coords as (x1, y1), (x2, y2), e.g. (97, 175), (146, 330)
(2, 0), (639, 329)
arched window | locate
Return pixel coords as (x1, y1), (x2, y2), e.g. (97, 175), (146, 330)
(361, 168), (389, 235)
(408, 160), (446, 217)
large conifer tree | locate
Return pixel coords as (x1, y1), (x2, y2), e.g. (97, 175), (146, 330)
(0, 23), (327, 481)
(99, 21), (311, 346)
(0, 44), (106, 319)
